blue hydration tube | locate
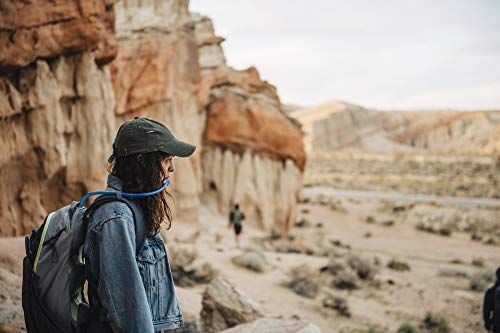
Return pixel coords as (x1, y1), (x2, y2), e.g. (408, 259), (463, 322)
(78, 179), (170, 207)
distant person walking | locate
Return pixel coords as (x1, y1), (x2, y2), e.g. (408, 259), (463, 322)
(484, 267), (500, 333)
(228, 204), (245, 248)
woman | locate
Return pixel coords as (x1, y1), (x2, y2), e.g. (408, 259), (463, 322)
(83, 117), (195, 333)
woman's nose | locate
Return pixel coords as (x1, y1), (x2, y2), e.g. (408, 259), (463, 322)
(168, 160), (175, 172)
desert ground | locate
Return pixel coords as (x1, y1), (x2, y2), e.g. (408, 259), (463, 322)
(305, 150), (499, 199)
(1, 187), (499, 332)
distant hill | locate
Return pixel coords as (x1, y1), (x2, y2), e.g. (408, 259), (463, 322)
(289, 101), (500, 154)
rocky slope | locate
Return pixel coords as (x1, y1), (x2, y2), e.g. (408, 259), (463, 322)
(0, 0), (305, 236)
(290, 102), (500, 154)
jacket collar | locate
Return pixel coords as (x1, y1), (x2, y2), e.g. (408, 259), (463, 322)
(107, 174), (124, 191)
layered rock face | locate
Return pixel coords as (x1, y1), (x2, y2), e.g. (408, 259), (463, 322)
(0, 0), (305, 236)
(0, 1), (117, 236)
(194, 15), (305, 231)
(393, 111), (500, 154)
(291, 102), (500, 154)
(111, 0), (203, 221)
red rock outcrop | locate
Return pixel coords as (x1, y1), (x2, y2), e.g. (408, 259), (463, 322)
(0, 0), (117, 70)
(202, 91), (305, 171)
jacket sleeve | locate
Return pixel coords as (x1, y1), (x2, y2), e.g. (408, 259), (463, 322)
(97, 214), (155, 333)
(484, 288), (493, 330)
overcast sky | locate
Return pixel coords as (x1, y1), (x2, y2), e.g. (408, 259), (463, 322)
(189, 0), (500, 110)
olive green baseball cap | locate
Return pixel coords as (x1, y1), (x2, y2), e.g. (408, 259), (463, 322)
(108, 117), (196, 162)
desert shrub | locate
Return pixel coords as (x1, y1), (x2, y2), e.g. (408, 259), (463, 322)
(323, 295), (350, 317)
(397, 323), (421, 333)
(330, 239), (351, 250)
(484, 237), (497, 246)
(294, 218), (311, 228)
(415, 222), (452, 237)
(284, 264), (321, 298)
(382, 220), (395, 227)
(347, 254), (377, 280)
(420, 312), (450, 333)
(332, 269), (359, 290)
(365, 216), (376, 224)
(449, 258), (464, 265)
(469, 270), (495, 292)
(471, 233), (483, 241)
(387, 259), (411, 272)
(321, 257), (346, 275)
(231, 250), (266, 273)
(438, 227), (452, 236)
(366, 325), (385, 333)
(471, 257), (485, 267)
(437, 269), (468, 278)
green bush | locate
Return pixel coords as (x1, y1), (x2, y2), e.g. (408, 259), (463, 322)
(420, 312), (450, 333)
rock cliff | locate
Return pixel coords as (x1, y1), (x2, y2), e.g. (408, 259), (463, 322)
(0, 0), (305, 236)
(193, 15), (304, 231)
(0, 0), (117, 236)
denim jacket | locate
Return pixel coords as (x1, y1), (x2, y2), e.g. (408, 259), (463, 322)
(83, 174), (184, 333)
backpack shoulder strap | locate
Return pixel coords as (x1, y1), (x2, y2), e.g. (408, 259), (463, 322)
(84, 195), (146, 256)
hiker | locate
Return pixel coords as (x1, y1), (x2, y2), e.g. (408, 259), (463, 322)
(228, 203), (245, 248)
(483, 267), (500, 333)
(84, 117), (195, 332)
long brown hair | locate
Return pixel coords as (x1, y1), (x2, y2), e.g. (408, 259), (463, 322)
(108, 151), (173, 236)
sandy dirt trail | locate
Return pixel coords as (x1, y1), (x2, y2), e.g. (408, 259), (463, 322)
(0, 199), (498, 333)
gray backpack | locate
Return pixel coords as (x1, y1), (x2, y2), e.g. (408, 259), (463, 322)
(22, 196), (145, 333)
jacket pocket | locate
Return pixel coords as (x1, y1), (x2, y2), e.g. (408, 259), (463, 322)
(136, 238), (181, 322)
(136, 239), (167, 286)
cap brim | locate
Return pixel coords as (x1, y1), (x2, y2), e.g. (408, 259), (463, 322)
(108, 153), (116, 163)
(163, 140), (196, 157)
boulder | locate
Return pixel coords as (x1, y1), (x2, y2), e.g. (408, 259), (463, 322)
(218, 318), (322, 333)
(200, 277), (263, 333)
(231, 249), (267, 273)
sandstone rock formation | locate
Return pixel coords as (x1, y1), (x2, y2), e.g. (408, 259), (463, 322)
(0, 0), (117, 236)
(111, 0), (203, 221)
(200, 277), (264, 333)
(0, 0), (305, 236)
(193, 15), (305, 231)
(219, 318), (322, 333)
